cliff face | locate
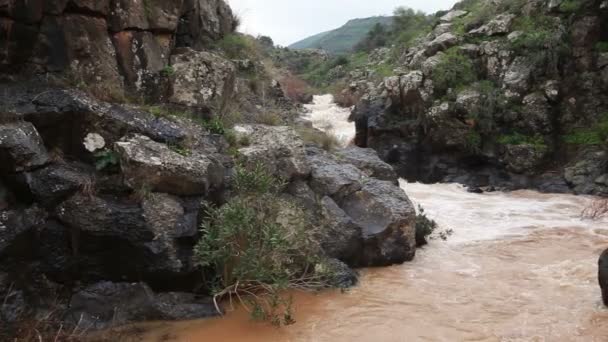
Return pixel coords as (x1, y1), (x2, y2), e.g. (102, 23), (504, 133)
(0, 0), (236, 94)
(347, 0), (608, 194)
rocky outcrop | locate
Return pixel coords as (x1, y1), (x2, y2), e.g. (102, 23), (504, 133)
(0, 0), (236, 97)
(347, 0), (608, 195)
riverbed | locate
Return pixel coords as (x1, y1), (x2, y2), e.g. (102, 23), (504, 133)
(120, 95), (608, 341)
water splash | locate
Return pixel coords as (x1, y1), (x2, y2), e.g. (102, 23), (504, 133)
(303, 94), (356, 147)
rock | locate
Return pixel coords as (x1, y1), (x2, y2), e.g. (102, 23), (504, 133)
(503, 57), (533, 93)
(169, 48), (236, 109)
(66, 281), (217, 330)
(56, 194), (190, 279)
(319, 196), (363, 265)
(425, 33), (460, 56)
(598, 53), (608, 69)
(112, 31), (172, 91)
(319, 258), (358, 289)
(501, 144), (547, 174)
(24, 163), (92, 207)
(455, 88), (481, 113)
(142, 193), (197, 238)
(109, 0), (183, 32)
(335, 146), (398, 183)
(0, 121), (49, 172)
(440, 10), (468, 22)
(176, 0), (236, 49)
(115, 134), (224, 196)
(307, 148), (364, 200)
(599, 249), (608, 306)
(564, 151), (608, 195)
(339, 179), (416, 266)
(236, 125), (311, 181)
(469, 14), (515, 36)
(83, 133), (106, 152)
(543, 80), (560, 102)
(521, 92), (552, 134)
(0, 206), (47, 258)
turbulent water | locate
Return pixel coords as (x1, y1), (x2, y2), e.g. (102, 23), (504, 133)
(130, 95), (608, 341)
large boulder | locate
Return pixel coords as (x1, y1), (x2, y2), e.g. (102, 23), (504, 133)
(319, 196), (363, 265)
(0, 121), (49, 173)
(339, 179), (417, 266)
(0, 206), (47, 259)
(176, 0), (236, 49)
(469, 14), (515, 36)
(236, 125), (311, 181)
(424, 33), (460, 56)
(307, 148), (364, 200)
(24, 162), (92, 207)
(169, 48), (236, 109)
(335, 146), (398, 183)
(66, 281), (217, 330)
(115, 134), (225, 196)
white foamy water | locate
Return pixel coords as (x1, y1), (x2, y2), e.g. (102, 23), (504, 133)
(303, 94), (356, 147)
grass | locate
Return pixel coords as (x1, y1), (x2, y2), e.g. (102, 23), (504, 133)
(498, 133), (547, 151)
(563, 114), (608, 146)
(296, 127), (341, 151)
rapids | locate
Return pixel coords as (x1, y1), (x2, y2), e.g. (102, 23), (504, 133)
(121, 95), (608, 341)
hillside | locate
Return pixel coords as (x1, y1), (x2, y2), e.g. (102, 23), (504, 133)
(289, 16), (393, 54)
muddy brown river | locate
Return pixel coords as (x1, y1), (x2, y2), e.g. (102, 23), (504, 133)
(113, 96), (608, 341)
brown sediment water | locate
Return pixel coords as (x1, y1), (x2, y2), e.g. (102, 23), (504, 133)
(115, 96), (608, 341)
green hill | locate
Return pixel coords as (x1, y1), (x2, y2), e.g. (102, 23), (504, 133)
(289, 16), (393, 54)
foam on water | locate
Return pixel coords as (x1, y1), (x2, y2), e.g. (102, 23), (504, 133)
(302, 94), (356, 146)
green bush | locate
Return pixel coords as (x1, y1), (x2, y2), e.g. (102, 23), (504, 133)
(94, 149), (120, 171)
(296, 127), (341, 151)
(203, 117), (226, 135)
(194, 164), (330, 325)
(415, 205), (438, 247)
(431, 48), (477, 94)
(465, 131), (482, 153)
(216, 34), (260, 60)
(467, 81), (505, 134)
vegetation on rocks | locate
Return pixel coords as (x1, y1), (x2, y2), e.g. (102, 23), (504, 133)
(432, 48), (477, 94)
(194, 164), (335, 325)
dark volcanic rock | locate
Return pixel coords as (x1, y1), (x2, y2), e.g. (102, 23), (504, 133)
(66, 281), (217, 330)
(339, 179), (417, 266)
(336, 146), (398, 183)
(0, 121), (49, 173)
(600, 248), (608, 306)
(319, 196), (363, 265)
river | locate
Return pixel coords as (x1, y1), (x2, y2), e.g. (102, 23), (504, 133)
(122, 95), (608, 341)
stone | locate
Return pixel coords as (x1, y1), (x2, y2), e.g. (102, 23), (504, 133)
(0, 121), (49, 172)
(236, 125), (311, 181)
(142, 193), (197, 239)
(176, 0), (236, 49)
(439, 10), (468, 22)
(319, 196), (363, 265)
(307, 148), (364, 200)
(469, 14), (515, 36)
(543, 80), (560, 102)
(112, 31), (172, 91)
(521, 92), (552, 134)
(501, 144), (547, 174)
(503, 57), (533, 93)
(339, 179), (416, 266)
(425, 33), (459, 56)
(169, 48), (236, 109)
(115, 134), (224, 196)
(335, 146), (398, 183)
(0, 206), (47, 258)
(24, 163), (92, 207)
(66, 281), (217, 330)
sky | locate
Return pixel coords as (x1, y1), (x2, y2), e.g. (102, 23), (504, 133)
(226, 0), (460, 46)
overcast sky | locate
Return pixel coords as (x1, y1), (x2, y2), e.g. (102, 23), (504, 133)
(226, 0), (460, 46)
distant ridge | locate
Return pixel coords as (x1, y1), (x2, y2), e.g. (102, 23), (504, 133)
(288, 16), (393, 54)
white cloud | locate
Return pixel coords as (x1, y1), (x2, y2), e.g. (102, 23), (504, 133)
(227, 0), (460, 46)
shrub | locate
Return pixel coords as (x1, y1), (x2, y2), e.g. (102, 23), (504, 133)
(194, 164), (330, 325)
(255, 112), (282, 126)
(296, 127), (341, 151)
(467, 81), (505, 134)
(94, 149), (120, 171)
(203, 117), (226, 135)
(280, 75), (312, 104)
(465, 131), (482, 153)
(415, 205), (438, 247)
(431, 48), (477, 94)
(215, 34), (259, 60)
